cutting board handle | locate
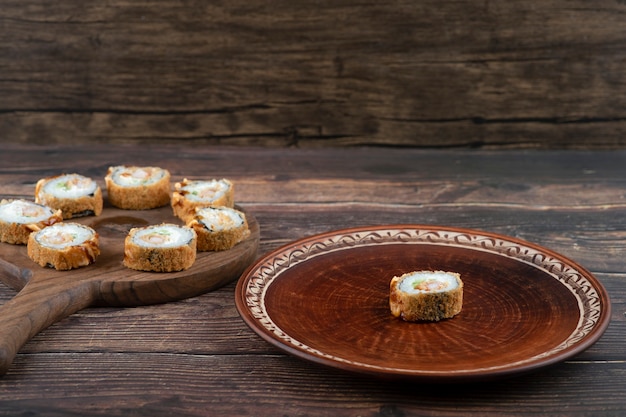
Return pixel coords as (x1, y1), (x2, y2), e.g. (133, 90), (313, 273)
(0, 279), (97, 375)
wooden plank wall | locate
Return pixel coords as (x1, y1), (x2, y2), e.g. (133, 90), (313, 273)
(0, 1), (624, 148)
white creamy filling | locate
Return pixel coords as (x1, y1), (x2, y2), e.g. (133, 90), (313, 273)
(36, 223), (93, 249)
(42, 174), (97, 198)
(0, 200), (55, 224)
(133, 225), (193, 248)
(197, 207), (243, 231)
(182, 180), (229, 203)
(398, 271), (459, 294)
(111, 166), (164, 186)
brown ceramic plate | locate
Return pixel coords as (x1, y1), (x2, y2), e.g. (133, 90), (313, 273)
(235, 225), (611, 382)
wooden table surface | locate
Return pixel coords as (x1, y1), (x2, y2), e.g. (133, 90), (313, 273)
(0, 143), (625, 416)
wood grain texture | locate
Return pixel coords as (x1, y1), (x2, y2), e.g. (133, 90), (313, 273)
(0, 144), (626, 415)
(0, 1), (625, 148)
(1, 353), (626, 416)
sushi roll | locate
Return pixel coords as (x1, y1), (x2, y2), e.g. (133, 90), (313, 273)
(27, 222), (100, 270)
(389, 270), (463, 322)
(188, 206), (250, 251)
(105, 165), (171, 210)
(35, 173), (103, 219)
(123, 223), (196, 272)
(171, 178), (234, 223)
(0, 199), (63, 245)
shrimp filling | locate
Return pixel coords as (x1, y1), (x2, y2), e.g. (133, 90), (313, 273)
(0, 200), (56, 224)
(398, 271), (459, 294)
(181, 180), (230, 203)
(111, 166), (165, 186)
(132, 225), (193, 248)
(36, 224), (94, 249)
(43, 174), (97, 198)
(197, 207), (244, 231)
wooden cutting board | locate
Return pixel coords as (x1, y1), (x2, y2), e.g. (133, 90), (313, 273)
(0, 204), (259, 375)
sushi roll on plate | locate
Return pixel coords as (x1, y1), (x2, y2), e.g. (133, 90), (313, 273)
(105, 165), (171, 210)
(188, 206), (250, 251)
(389, 270), (463, 322)
(35, 173), (103, 219)
(171, 178), (234, 223)
(123, 223), (196, 272)
(27, 222), (100, 270)
(0, 199), (63, 245)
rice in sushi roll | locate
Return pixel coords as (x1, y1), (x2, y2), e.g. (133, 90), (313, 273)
(27, 222), (100, 270)
(0, 199), (63, 245)
(171, 178), (234, 223)
(105, 165), (171, 210)
(188, 206), (250, 251)
(389, 270), (463, 322)
(123, 223), (196, 272)
(35, 173), (103, 219)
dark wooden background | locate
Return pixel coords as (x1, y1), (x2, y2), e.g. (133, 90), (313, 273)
(1, 0), (625, 148)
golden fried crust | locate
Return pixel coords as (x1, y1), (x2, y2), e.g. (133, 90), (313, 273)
(171, 178), (234, 223)
(123, 228), (197, 272)
(35, 179), (103, 219)
(188, 216), (250, 251)
(27, 229), (100, 270)
(105, 167), (171, 210)
(389, 272), (463, 322)
(0, 200), (63, 245)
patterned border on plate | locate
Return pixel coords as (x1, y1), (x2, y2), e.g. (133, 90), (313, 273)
(243, 228), (603, 374)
